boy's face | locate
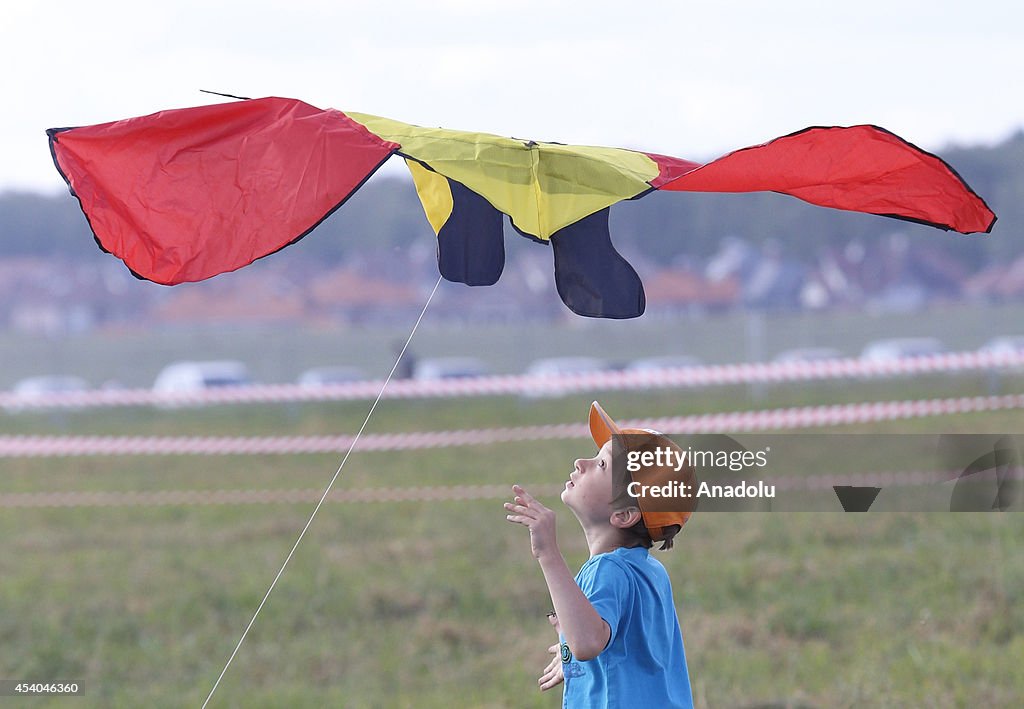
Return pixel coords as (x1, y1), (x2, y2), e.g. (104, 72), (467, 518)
(561, 440), (616, 524)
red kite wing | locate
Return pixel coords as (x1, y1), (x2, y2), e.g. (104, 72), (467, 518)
(646, 125), (995, 234)
(48, 97), (398, 284)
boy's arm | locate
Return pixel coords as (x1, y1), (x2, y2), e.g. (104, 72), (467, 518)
(505, 485), (611, 661)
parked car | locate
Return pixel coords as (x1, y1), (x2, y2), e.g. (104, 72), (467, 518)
(297, 366), (365, 387)
(152, 360), (251, 394)
(525, 357), (612, 377)
(978, 336), (1024, 373)
(413, 357), (489, 381)
(625, 355), (703, 372)
(5, 375), (89, 413)
(772, 347), (844, 364)
(860, 338), (946, 362)
(522, 357), (614, 398)
(979, 336), (1024, 357)
(12, 375), (89, 395)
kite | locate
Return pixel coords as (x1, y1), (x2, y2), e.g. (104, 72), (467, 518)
(47, 96), (996, 319)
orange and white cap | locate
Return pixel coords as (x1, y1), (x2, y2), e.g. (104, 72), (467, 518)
(589, 401), (695, 541)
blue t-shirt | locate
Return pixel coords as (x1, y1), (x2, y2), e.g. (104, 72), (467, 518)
(561, 546), (692, 709)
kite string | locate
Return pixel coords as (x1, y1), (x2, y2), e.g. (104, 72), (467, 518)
(201, 274), (444, 709)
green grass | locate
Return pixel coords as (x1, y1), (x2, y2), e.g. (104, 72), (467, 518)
(1, 378), (1023, 706)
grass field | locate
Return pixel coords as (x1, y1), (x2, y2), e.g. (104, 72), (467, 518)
(2, 369), (1023, 707)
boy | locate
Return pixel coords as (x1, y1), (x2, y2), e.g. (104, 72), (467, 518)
(505, 401), (695, 708)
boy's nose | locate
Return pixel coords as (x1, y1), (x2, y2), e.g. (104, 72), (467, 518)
(573, 459), (584, 474)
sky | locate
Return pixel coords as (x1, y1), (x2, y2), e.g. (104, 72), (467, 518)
(3, 0), (1022, 193)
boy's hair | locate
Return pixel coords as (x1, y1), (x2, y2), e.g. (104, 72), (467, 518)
(612, 483), (682, 551)
(621, 515), (681, 551)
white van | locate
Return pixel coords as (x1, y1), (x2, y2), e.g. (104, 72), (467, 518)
(152, 361), (251, 394)
(413, 357), (489, 381)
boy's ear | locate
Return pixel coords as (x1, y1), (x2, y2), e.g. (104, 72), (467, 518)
(609, 506), (643, 529)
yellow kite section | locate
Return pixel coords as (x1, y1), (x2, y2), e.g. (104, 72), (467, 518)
(405, 159), (454, 235)
(345, 112), (661, 240)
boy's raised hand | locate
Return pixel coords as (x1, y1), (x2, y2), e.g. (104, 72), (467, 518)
(504, 484), (558, 560)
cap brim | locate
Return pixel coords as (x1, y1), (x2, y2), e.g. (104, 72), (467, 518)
(589, 401), (621, 449)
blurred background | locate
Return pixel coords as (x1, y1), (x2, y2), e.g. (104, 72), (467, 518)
(2, 2), (1023, 706)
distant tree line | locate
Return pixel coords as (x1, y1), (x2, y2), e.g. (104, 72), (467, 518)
(3, 131), (1021, 270)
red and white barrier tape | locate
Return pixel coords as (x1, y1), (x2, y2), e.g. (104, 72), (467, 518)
(0, 484), (564, 508)
(2, 394), (1022, 458)
(1, 350), (1022, 412)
